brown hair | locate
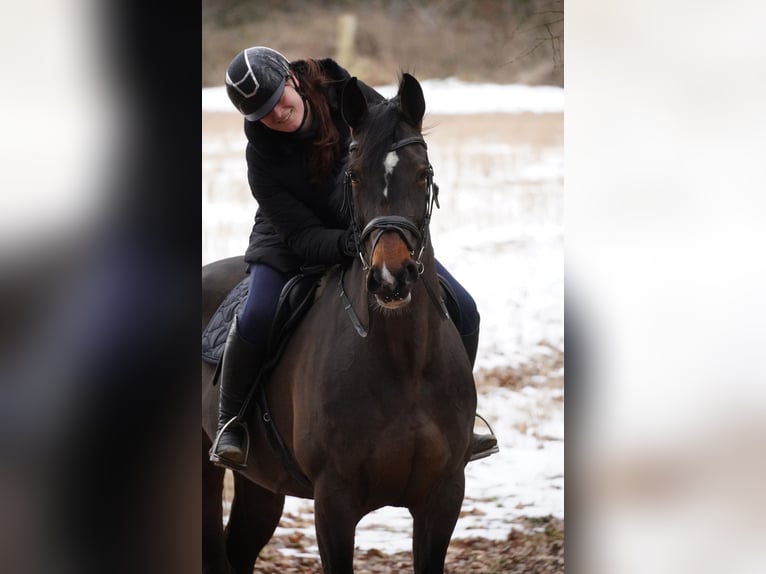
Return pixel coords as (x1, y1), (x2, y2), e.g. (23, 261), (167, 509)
(292, 59), (341, 184)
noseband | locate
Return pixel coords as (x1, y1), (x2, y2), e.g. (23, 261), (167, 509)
(344, 136), (440, 271)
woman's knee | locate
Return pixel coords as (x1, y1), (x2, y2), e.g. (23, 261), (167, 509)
(434, 260), (480, 335)
(458, 295), (480, 335)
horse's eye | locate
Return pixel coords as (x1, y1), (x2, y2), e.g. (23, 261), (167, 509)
(416, 169), (429, 185)
(348, 170), (360, 184)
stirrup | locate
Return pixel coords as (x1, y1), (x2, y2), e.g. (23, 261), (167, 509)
(209, 416), (250, 471)
(469, 413), (500, 462)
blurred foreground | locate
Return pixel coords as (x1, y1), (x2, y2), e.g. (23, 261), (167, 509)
(0, 2), (200, 573)
(3, 0), (766, 573)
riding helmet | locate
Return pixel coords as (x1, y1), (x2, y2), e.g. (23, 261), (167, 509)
(225, 46), (291, 121)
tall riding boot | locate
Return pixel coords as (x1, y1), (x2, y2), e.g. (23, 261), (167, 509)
(209, 318), (264, 470)
(461, 324), (500, 462)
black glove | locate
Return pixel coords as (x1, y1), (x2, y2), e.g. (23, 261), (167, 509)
(338, 226), (358, 258)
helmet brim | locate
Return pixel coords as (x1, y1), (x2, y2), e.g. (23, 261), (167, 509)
(244, 76), (287, 122)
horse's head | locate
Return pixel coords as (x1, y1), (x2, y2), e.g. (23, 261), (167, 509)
(341, 73), (439, 311)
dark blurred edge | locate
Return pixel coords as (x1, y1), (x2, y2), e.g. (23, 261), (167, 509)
(563, 286), (589, 574)
(0, 2), (201, 573)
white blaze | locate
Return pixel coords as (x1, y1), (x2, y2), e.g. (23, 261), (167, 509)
(382, 151), (399, 198)
(380, 263), (396, 288)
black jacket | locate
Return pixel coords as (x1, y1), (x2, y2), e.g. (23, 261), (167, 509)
(242, 58), (383, 273)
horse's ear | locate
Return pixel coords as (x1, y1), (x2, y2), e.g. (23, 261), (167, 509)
(341, 77), (368, 130)
(398, 73), (425, 128)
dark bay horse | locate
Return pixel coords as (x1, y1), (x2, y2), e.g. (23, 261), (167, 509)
(201, 73), (477, 574)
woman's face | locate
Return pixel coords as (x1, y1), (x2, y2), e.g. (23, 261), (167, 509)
(260, 74), (305, 133)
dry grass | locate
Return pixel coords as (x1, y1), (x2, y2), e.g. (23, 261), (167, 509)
(243, 515), (564, 573)
(202, 4), (563, 88)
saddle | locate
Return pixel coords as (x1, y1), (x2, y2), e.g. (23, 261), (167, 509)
(201, 267), (324, 367)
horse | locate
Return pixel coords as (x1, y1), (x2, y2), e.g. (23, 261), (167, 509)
(201, 73), (477, 574)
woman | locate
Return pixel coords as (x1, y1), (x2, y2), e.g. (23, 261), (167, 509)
(210, 46), (497, 470)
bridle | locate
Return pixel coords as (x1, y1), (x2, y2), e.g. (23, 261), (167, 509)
(339, 134), (448, 336)
(343, 135), (440, 272)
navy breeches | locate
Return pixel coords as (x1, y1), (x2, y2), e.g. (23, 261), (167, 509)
(236, 261), (479, 345)
(434, 260), (480, 335)
(236, 264), (289, 346)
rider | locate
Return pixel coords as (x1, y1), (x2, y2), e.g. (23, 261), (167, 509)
(209, 46), (498, 470)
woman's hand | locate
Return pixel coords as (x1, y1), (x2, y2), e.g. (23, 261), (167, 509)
(338, 226), (358, 258)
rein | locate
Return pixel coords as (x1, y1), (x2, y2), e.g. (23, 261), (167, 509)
(338, 264), (449, 339)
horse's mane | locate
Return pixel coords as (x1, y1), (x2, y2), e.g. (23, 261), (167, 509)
(351, 100), (400, 172)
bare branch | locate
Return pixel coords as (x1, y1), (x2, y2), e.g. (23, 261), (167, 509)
(504, 39), (549, 67)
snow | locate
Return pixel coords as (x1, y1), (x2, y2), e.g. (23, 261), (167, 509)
(202, 78), (564, 115)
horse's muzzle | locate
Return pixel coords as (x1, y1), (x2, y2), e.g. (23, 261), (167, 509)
(367, 231), (419, 309)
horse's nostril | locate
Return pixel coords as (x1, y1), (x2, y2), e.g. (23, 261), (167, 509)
(367, 268), (382, 293)
(404, 260), (419, 285)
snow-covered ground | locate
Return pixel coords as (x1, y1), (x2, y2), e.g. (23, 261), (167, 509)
(203, 81), (564, 555)
(202, 77), (564, 115)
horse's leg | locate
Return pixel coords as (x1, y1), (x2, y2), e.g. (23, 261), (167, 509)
(202, 431), (229, 574)
(225, 472), (285, 574)
(411, 473), (466, 574)
(314, 486), (360, 574)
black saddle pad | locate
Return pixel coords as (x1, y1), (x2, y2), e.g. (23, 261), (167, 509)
(201, 271), (322, 365)
(201, 276), (248, 364)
